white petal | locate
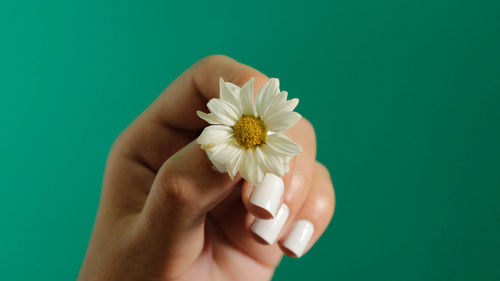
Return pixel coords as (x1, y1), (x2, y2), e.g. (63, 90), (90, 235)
(203, 140), (235, 173)
(256, 146), (286, 177)
(196, 125), (233, 148)
(260, 91), (288, 119)
(251, 149), (265, 185)
(219, 78), (242, 114)
(239, 149), (264, 186)
(207, 98), (240, 126)
(208, 140), (241, 167)
(208, 153), (228, 173)
(254, 165), (265, 186)
(283, 156), (292, 174)
(226, 149), (244, 179)
(196, 111), (221, 125)
(264, 111), (302, 133)
(226, 82), (240, 92)
(256, 78), (280, 116)
(273, 91), (288, 107)
(239, 150), (254, 185)
(281, 98), (299, 112)
(240, 78), (255, 116)
(266, 133), (303, 157)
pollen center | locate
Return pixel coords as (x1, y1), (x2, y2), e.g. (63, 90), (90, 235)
(233, 116), (267, 149)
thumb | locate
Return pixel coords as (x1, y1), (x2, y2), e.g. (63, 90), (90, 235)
(136, 140), (239, 276)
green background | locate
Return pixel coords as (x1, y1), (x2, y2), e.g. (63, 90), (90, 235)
(1, 0), (499, 280)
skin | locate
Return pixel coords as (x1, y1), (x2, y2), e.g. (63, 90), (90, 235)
(78, 55), (336, 281)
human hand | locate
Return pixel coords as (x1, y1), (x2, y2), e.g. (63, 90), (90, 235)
(78, 55), (335, 281)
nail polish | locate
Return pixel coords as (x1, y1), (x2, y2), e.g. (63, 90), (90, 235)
(282, 220), (314, 257)
(251, 203), (289, 245)
(250, 173), (284, 218)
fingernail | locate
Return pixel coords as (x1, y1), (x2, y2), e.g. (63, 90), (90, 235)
(251, 203), (289, 245)
(282, 220), (314, 257)
(250, 173), (284, 218)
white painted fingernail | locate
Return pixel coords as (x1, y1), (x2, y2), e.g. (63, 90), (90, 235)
(250, 173), (284, 218)
(282, 220), (314, 257)
(251, 203), (289, 245)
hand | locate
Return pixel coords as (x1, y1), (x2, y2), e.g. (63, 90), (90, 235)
(78, 55), (335, 281)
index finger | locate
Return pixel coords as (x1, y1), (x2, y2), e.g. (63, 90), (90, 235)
(148, 55), (269, 130)
(117, 55), (270, 172)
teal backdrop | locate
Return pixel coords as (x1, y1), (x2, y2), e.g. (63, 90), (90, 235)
(1, 0), (499, 280)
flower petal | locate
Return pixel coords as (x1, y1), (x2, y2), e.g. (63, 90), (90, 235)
(196, 111), (221, 125)
(254, 165), (265, 186)
(225, 82), (240, 92)
(266, 133), (303, 157)
(207, 152), (228, 173)
(264, 111), (302, 133)
(239, 149), (264, 185)
(240, 77), (255, 116)
(219, 78), (242, 114)
(196, 125), (233, 148)
(260, 91), (288, 119)
(203, 140), (237, 173)
(239, 150), (254, 185)
(256, 78), (280, 117)
(283, 156), (292, 174)
(226, 148), (244, 179)
(281, 98), (299, 112)
(208, 140), (241, 168)
(251, 149), (265, 185)
(207, 98), (240, 126)
(256, 145), (286, 177)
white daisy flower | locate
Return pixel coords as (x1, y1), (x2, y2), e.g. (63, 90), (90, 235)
(196, 77), (302, 186)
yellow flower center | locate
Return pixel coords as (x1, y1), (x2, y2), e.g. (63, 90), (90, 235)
(233, 116), (267, 149)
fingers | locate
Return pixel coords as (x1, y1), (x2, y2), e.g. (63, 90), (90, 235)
(151, 55), (269, 131)
(116, 55), (269, 173)
(245, 161), (335, 258)
(108, 55), (271, 219)
(279, 162), (335, 257)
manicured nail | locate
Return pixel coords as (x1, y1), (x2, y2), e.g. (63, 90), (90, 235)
(282, 220), (314, 257)
(251, 203), (289, 245)
(250, 173), (284, 218)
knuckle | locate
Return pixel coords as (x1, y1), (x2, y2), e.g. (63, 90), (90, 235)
(313, 162), (336, 217)
(107, 131), (129, 159)
(157, 171), (195, 208)
(195, 54), (265, 87)
(300, 117), (316, 140)
(312, 188), (336, 220)
(226, 68), (267, 88)
(192, 55), (235, 97)
(196, 54), (233, 68)
(316, 161), (331, 179)
(290, 117), (317, 153)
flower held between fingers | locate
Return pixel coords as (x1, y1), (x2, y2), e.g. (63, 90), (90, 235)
(196, 77), (302, 186)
